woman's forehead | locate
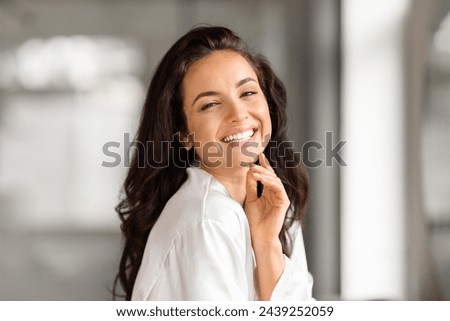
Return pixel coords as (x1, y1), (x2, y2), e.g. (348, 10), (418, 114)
(183, 51), (258, 88)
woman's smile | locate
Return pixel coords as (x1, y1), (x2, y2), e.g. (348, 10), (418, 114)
(221, 128), (255, 143)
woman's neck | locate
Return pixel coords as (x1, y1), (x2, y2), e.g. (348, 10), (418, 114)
(201, 165), (249, 206)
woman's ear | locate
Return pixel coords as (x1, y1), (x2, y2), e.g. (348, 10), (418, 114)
(177, 132), (193, 150)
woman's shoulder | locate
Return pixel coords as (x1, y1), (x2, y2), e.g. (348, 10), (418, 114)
(133, 167), (252, 300)
(150, 167), (248, 242)
(133, 167), (250, 299)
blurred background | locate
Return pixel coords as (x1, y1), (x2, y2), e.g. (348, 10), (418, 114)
(0, 0), (448, 300)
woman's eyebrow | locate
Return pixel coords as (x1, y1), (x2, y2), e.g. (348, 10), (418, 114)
(236, 77), (257, 88)
(191, 77), (257, 107)
(192, 91), (218, 107)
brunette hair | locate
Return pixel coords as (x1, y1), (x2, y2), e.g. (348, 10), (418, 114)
(113, 26), (309, 300)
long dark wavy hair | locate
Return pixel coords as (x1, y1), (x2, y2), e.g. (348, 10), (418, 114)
(113, 26), (309, 300)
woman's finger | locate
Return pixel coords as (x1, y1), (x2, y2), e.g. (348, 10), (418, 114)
(250, 163), (277, 178)
(259, 153), (275, 173)
(250, 172), (289, 206)
(250, 171), (284, 189)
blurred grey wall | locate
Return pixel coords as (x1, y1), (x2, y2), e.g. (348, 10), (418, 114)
(422, 0), (450, 300)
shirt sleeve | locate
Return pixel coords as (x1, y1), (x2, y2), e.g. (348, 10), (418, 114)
(149, 219), (249, 300)
(269, 223), (315, 301)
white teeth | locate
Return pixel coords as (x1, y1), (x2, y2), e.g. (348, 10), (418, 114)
(223, 129), (255, 143)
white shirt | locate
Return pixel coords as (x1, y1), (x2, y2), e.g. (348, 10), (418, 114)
(132, 167), (314, 300)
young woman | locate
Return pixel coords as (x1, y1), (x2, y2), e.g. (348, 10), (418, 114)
(113, 26), (313, 301)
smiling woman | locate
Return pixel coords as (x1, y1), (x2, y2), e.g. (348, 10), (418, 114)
(113, 26), (313, 301)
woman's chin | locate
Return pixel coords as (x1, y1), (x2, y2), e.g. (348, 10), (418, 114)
(234, 154), (260, 168)
(239, 158), (258, 167)
(199, 148), (263, 170)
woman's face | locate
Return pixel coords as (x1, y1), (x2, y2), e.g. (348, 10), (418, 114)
(181, 50), (272, 172)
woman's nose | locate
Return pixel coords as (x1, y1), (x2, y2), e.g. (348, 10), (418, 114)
(226, 100), (248, 123)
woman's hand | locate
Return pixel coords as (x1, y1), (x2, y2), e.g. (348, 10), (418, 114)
(244, 153), (290, 300)
(244, 153), (290, 247)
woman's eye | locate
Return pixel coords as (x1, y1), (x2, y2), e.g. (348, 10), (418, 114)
(201, 102), (219, 110)
(241, 91), (257, 98)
